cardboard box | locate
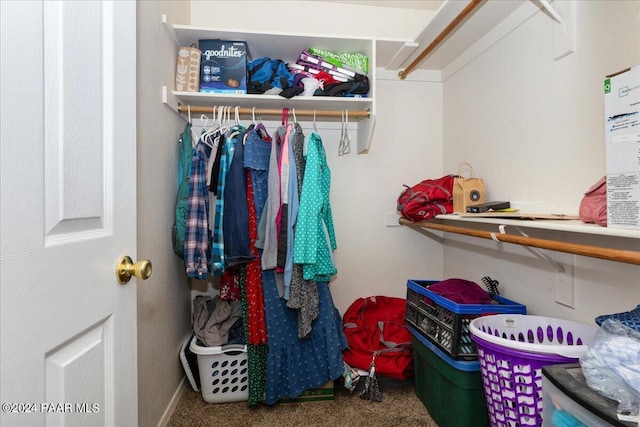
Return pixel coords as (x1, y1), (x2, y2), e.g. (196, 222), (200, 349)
(604, 65), (640, 229)
(174, 46), (200, 92)
(198, 40), (247, 94)
(279, 381), (334, 403)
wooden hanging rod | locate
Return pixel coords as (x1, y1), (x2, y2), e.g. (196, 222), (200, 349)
(398, 0), (484, 80)
(177, 104), (370, 119)
(399, 218), (640, 265)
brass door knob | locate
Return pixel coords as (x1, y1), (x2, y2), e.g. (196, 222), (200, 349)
(116, 256), (152, 284)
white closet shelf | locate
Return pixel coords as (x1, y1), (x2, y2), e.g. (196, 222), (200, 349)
(170, 91), (372, 115)
(434, 214), (640, 239)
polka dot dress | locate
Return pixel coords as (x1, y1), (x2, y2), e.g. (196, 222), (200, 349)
(293, 132), (337, 281)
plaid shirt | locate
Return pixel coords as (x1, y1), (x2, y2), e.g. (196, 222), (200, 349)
(184, 141), (211, 279)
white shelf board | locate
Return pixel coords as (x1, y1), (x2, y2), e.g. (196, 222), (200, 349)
(172, 91), (372, 115)
(434, 214), (640, 239)
(172, 24), (374, 65)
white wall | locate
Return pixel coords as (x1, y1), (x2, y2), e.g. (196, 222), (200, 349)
(136, 2), (192, 427)
(442, 1), (640, 324)
(328, 72), (445, 314)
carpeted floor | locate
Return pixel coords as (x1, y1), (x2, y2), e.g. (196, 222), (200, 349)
(168, 379), (438, 427)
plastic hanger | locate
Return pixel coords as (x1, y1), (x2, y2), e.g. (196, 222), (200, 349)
(186, 105), (200, 148)
(339, 109), (351, 156)
(197, 112), (212, 148)
(313, 109), (318, 133)
(219, 106), (228, 133)
(292, 108), (297, 124)
(198, 107), (220, 148)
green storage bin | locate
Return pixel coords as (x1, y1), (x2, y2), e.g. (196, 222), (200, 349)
(410, 326), (489, 427)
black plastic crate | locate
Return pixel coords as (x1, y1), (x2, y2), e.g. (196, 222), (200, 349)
(406, 280), (526, 360)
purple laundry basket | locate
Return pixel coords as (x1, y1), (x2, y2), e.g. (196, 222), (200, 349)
(469, 315), (598, 427)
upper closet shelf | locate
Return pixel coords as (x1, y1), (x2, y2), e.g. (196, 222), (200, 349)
(161, 14), (399, 154)
(170, 91), (373, 112)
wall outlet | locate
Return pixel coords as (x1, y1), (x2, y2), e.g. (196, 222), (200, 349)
(554, 260), (575, 308)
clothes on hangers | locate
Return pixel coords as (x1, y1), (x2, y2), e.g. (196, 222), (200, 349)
(244, 124), (272, 218)
(293, 131), (337, 282)
(276, 124), (294, 270)
(245, 173), (268, 346)
(177, 113), (345, 405)
(282, 125), (298, 300)
(261, 124), (285, 272)
(210, 125), (244, 276)
(223, 128), (253, 267)
(286, 122), (320, 339)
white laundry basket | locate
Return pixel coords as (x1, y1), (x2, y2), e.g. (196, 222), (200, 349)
(189, 336), (249, 403)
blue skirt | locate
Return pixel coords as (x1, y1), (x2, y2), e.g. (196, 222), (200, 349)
(262, 269), (347, 405)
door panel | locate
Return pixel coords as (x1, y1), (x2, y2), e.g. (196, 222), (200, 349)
(0, 1), (137, 426)
(45, 318), (111, 426)
(44, 1), (109, 240)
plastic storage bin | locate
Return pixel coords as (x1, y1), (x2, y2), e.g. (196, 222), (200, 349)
(189, 336), (249, 403)
(409, 325), (489, 427)
(595, 305), (640, 331)
(406, 279), (526, 360)
(469, 314), (598, 427)
(542, 363), (636, 427)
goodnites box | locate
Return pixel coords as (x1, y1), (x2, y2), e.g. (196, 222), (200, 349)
(604, 65), (640, 229)
(199, 40), (247, 94)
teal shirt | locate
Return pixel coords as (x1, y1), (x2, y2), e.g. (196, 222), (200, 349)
(293, 132), (337, 281)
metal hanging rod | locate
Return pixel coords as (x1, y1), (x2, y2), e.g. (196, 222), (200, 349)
(177, 104), (370, 119)
(399, 218), (640, 265)
(398, 0), (484, 80)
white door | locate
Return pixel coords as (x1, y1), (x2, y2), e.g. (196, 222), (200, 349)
(1, 1), (139, 426)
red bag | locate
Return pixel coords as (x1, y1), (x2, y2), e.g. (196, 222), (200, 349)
(397, 175), (454, 221)
(579, 176), (607, 227)
(342, 296), (413, 380)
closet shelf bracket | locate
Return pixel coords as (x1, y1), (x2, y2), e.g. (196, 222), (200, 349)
(501, 225), (565, 272)
(162, 86), (187, 122)
(161, 14), (180, 48)
(537, 0), (566, 25)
